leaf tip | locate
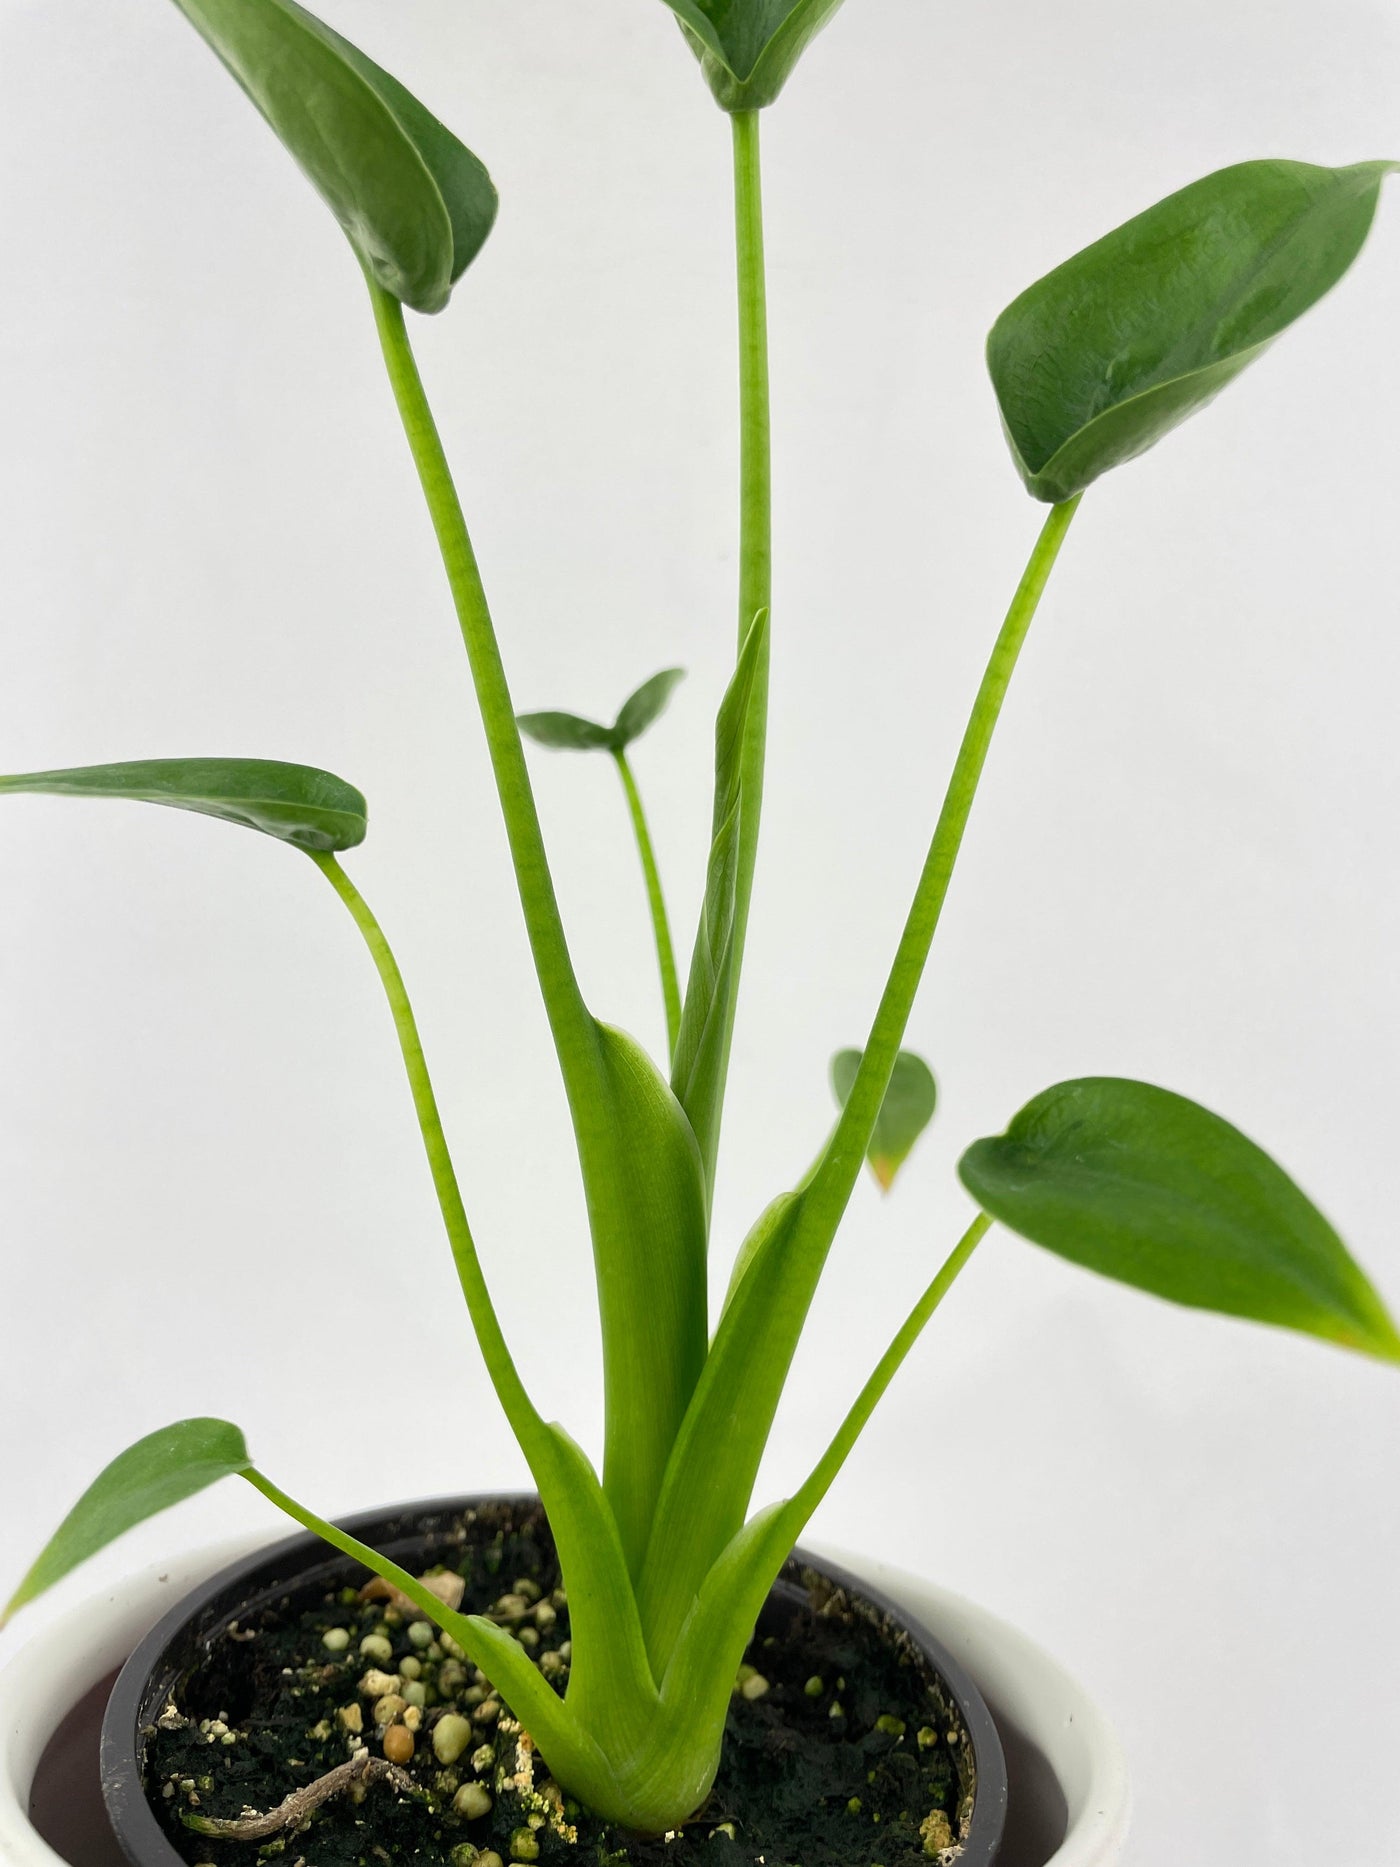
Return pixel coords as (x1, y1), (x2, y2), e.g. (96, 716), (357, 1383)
(1365, 1313), (1400, 1367)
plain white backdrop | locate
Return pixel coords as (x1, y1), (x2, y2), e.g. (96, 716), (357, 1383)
(2, 0), (1399, 1861)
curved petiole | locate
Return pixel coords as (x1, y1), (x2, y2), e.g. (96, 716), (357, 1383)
(241, 1468), (609, 1794)
(366, 286), (708, 1565)
(612, 747), (682, 1059)
(307, 851), (665, 1736)
(307, 851), (543, 1449)
(659, 1212), (990, 1721)
(638, 499), (1082, 1664)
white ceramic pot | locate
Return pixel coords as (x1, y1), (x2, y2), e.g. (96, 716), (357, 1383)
(0, 1537), (1129, 1867)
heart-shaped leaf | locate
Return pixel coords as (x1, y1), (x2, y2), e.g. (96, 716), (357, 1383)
(988, 160), (1396, 503)
(959, 1078), (1400, 1362)
(657, 0), (848, 111)
(831, 1047), (937, 1191)
(1, 1420), (252, 1627)
(168, 0), (497, 313)
(518, 669), (685, 756)
(0, 758), (367, 852)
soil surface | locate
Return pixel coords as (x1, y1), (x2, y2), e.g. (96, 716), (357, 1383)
(143, 1506), (969, 1867)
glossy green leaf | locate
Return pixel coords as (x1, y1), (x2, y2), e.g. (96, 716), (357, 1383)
(612, 669), (686, 749)
(671, 613), (768, 1198)
(517, 669), (685, 757)
(831, 1047), (937, 1191)
(168, 0), (497, 313)
(657, 0), (848, 111)
(989, 160), (1396, 503)
(0, 758), (367, 852)
(960, 1078), (1400, 1362)
(1, 1420), (252, 1627)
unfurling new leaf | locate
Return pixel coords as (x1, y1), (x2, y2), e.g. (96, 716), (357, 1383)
(166, 0), (497, 313)
(518, 669), (686, 756)
(655, 0), (849, 111)
(831, 1048), (937, 1191)
(671, 614), (768, 1194)
(1, 1420), (253, 1627)
(959, 1077), (1400, 1363)
(989, 160), (1396, 502)
(0, 758), (368, 852)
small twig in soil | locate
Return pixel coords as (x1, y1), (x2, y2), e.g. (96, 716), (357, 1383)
(182, 1750), (418, 1841)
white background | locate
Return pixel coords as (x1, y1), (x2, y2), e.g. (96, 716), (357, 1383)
(2, 0), (1399, 1861)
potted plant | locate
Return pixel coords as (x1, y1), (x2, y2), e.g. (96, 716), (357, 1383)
(0, 2), (1396, 1863)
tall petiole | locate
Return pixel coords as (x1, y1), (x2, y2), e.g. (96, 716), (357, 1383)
(673, 109), (772, 1192)
(637, 498), (1083, 1662)
(726, 104), (772, 1117)
(367, 283), (709, 1571)
(307, 848), (683, 1743)
(807, 495), (1083, 1221)
(612, 747), (682, 1059)
(306, 851), (545, 1451)
(365, 278), (602, 1097)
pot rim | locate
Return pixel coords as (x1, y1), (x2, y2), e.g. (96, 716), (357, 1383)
(0, 1528), (1129, 1867)
(98, 1493), (1009, 1867)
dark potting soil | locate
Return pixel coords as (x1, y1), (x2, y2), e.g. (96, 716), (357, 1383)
(142, 1506), (970, 1867)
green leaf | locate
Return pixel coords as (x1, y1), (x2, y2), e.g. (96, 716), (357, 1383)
(2, 1420), (252, 1627)
(831, 1047), (937, 1191)
(988, 160), (1396, 503)
(657, 0), (848, 111)
(671, 612), (768, 1198)
(167, 0), (497, 313)
(612, 669), (686, 749)
(516, 711), (616, 752)
(0, 758), (367, 852)
(517, 669), (686, 757)
(959, 1078), (1400, 1363)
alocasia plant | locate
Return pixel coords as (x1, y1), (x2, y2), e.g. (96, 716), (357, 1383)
(3, 0), (1397, 1837)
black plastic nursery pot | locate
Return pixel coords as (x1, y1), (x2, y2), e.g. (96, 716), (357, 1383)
(96, 1495), (1009, 1867)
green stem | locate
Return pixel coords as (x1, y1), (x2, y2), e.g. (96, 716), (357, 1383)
(306, 851), (543, 1450)
(367, 284), (709, 1558)
(656, 1215), (989, 1725)
(241, 1467), (608, 1790)
(785, 1213), (990, 1524)
(636, 499), (1082, 1662)
(809, 496), (1082, 1220)
(697, 107), (771, 1183)
(613, 748), (682, 1060)
(365, 279), (601, 1094)
(733, 111), (772, 656)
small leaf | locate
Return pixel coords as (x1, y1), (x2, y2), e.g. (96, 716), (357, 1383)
(516, 711), (615, 752)
(517, 669), (686, 756)
(168, 0), (497, 313)
(1, 1420), (252, 1627)
(988, 160), (1396, 502)
(0, 758), (367, 852)
(959, 1078), (1400, 1363)
(831, 1048), (938, 1191)
(657, 0), (848, 111)
(612, 669), (686, 750)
